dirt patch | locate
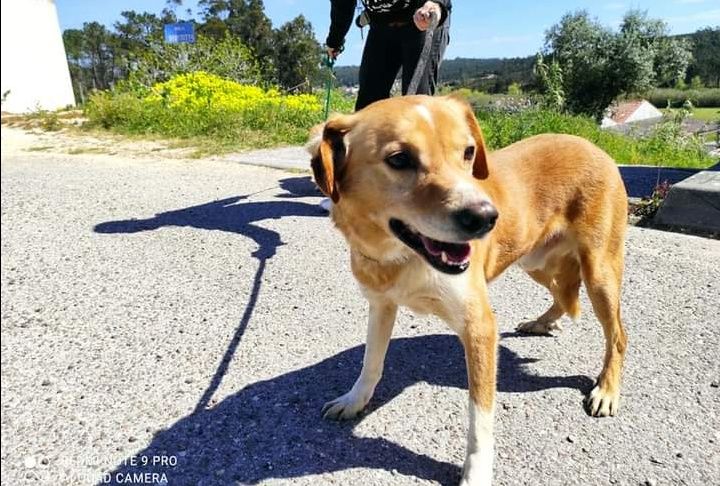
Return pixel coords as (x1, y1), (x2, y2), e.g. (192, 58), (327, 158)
(0, 124), (200, 161)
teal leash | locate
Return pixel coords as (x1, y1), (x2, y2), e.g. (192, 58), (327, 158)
(322, 53), (337, 120)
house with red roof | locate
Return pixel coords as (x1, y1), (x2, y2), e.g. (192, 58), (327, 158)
(601, 100), (664, 128)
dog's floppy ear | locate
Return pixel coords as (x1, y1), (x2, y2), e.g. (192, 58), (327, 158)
(446, 95), (490, 180)
(307, 115), (354, 203)
(464, 107), (490, 180)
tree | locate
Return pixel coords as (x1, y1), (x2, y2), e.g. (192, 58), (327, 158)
(130, 34), (262, 86)
(62, 0), (326, 95)
(69, 22), (117, 92)
(63, 29), (88, 103)
(617, 10), (692, 88)
(543, 11), (614, 118)
(272, 15), (321, 91)
(688, 26), (720, 87)
(540, 10), (693, 119)
(198, 0), (275, 80)
(113, 11), (164, 79)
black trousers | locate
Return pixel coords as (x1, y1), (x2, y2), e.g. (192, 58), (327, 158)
(355, 20), (450, 111)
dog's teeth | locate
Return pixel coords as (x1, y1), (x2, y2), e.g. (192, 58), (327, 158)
(441, 251), (449, 264)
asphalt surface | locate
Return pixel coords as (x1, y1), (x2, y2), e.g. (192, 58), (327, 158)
(2, 145), (719, 486)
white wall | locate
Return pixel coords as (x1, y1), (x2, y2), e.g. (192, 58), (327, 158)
(626, 101), (663, 124)
(1, 0), (75, 113)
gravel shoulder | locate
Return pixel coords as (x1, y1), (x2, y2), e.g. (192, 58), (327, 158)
(2, 127), (719, 486)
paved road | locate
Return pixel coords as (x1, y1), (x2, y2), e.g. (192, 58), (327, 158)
(2, 146), (719, 486)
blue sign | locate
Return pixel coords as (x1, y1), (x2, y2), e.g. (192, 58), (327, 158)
(164, 22), (195, 44)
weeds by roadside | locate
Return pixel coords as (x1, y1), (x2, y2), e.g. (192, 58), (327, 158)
(3, 75), (716, 168)
(84, 72), (355, 148)
(475, 107), (714, 169)
(629, 180), (672, 224)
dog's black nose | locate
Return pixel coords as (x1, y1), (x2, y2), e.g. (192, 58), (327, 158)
(453, 201), (498, 237)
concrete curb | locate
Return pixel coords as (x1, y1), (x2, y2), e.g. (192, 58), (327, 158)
(654, 170), (720, 233)
(222, 146), (309, 172)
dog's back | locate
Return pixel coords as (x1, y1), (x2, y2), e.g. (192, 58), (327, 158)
(478, 133), (628, 284)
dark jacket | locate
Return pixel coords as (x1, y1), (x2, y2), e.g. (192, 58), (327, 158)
(326, 0), (451, 49)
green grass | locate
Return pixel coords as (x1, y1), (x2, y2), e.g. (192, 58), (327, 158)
(686, 107), (720, 122)
(477, 109), (715, 169)
(661, 107), (720, 122)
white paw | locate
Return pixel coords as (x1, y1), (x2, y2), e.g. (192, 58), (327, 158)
(318, 197), (333, 212)
(585, 384), (619, 417)
(459, 478), (490, 486)
(321, 390), (369, 420)
(459, 458), (493, 486)
(516, 318), (563, 334)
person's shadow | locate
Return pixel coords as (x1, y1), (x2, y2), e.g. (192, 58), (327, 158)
(98, 334), (592, 485)
(94, 176), (325, 261)
(93, 176), (593, 484)
(94, 177), (326, 413)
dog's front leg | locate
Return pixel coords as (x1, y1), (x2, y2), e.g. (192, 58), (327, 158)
(459, 297), (498, 486)
(322, 298), (398, 420)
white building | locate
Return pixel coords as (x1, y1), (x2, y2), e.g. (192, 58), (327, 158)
(1, 0), (75, 113)
(601, 100), (663, 128)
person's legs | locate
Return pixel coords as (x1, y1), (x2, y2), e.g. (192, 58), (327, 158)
(400, 21), (450, 95)
(356, 25), (404, 111)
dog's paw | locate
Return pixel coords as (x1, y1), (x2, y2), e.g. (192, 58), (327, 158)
(459, 477), (490, 486)
(516, 318), (563, 335)
(459, 457), (493, 486)
(321, 391), (368, 420)
(585, 384), (619, 417)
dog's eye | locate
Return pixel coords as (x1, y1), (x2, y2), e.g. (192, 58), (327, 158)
(385, 151), (415, 170)
(464, 146), (475, 161)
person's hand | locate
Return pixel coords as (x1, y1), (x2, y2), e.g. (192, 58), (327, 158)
(413, 1), (441, 31)
(326, 46), (341, 60)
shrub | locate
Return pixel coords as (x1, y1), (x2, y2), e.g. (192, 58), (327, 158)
(507, 82), (523, 96)
(646, 88), (720, 108)
(86, 72), (330, 144)
(476, 108), (713, 168)
(129, 34), (263, 88)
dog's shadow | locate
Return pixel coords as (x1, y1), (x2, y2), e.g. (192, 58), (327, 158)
(102, 335), (593, 485)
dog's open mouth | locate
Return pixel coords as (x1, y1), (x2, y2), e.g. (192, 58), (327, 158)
(389, 219), (471, 274)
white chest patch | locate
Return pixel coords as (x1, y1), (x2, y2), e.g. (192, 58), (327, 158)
(385, 264), (470, 333)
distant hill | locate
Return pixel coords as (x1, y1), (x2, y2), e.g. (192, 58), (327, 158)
(334, 56), (537, 93)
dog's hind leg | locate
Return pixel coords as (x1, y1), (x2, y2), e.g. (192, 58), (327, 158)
(322, 298), (397, 420)
(517, 257), (581, 334)
(580, 246), (627, 417)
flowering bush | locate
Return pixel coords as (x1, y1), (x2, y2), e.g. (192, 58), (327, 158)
(85, 72), (350, 146)
(147, 72), (321, 128)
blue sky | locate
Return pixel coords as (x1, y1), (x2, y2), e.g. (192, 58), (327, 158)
(56, 0), (720, 66)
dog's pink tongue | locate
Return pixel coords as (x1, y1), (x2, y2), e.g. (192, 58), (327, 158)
(445, 243), (471, 263)
(420, 236), (471, 263)
(420, 236), (444, 256)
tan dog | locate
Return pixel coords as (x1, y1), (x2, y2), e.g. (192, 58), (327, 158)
(307, 95), (628, 485)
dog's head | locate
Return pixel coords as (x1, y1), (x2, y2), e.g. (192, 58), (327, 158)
(307, 95), (497, 275)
